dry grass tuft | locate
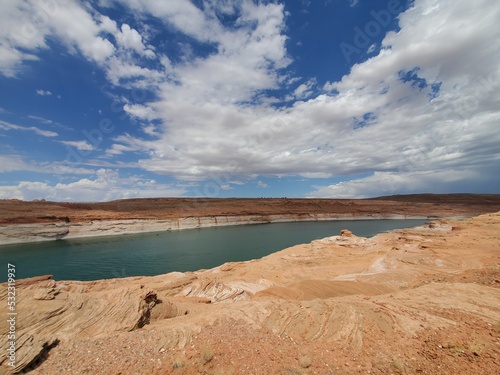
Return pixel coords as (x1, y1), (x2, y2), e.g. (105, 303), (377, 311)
(299, 355), (312, 369)
(201, 347), (214, 364)
(172, 355), (185, 370)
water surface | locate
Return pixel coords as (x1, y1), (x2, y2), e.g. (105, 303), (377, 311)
(0, 219), (427, 281)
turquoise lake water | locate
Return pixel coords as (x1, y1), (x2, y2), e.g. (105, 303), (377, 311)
(0, 219), (428, 282)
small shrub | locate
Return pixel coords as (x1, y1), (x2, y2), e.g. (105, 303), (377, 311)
(202, 347), (214, 364)
(391, 357), (405, 371)
(468, 340), (484, 354)
(299, 355), (312, 369)
(172, 355), (185, 369)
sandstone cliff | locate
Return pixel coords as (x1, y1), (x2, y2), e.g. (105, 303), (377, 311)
(5, 194), (500, 245)
(0, 213), (432, 245)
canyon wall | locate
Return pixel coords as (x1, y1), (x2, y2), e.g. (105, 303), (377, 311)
(0, 213), (435, 245)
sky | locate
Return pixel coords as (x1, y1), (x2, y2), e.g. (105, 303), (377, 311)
(0, 0), (499, 202)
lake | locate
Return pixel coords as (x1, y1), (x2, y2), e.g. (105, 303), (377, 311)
(0, 219), (428, 282)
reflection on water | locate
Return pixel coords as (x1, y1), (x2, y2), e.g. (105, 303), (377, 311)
(0, 219), (428, 281)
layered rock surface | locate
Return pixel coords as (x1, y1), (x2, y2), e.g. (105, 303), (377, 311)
(3, 195), (500, 244)
(0, 214), (431, 245)
(1, 212), (500, 374)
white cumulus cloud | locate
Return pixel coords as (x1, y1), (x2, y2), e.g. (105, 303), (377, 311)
(0, 169), (187, 202)
(1, 0), (499, 199)
(107, 0), (500, 198)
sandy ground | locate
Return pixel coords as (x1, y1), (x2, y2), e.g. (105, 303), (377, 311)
(1, 210), (500, 374)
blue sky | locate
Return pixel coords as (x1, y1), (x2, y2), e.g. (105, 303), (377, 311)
(0, 0), (499, 201)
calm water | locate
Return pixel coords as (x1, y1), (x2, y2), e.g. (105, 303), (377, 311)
(0, 220), (428, 282)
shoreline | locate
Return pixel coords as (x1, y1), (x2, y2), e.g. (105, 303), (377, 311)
(0, 213), (445, 246)
(3, 194), (499, 246)
(2, 212), (499, 374)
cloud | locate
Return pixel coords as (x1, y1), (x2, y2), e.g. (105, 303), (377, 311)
(0, 154), (96, 175)
(123, 104), (159, 121)
(289, 78), (317, 100)
(47, 3), (116, 63)
(307, 167), (500, 198)
(0, 120), (58, 137)
(105, 0), (499, 198)
(115, 0), (222, 43)
(27, 115), (54, 124)
(0, 169), (187, 202)
(59, 140), (95, 151)
(257, 180), (268, 188)
(0, 0), (157, 85)
(0, 1), (115, 76)
(1, 0), (499, 199)
(115, 23), (155, 58)
(0, 5), (41, 77)
(0, 154), (29, 173)
(36, 89), (52, 96)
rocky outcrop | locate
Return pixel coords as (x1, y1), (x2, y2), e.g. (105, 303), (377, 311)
(0, 223), (69, 245)
(1, 213), (500, 374)
(340, 229), (353, 237)
(0, 277), (165, 374)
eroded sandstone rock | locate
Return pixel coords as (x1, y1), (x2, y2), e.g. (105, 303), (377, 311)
(1, 212), (500, 375)
(340, 229), (353, 237)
